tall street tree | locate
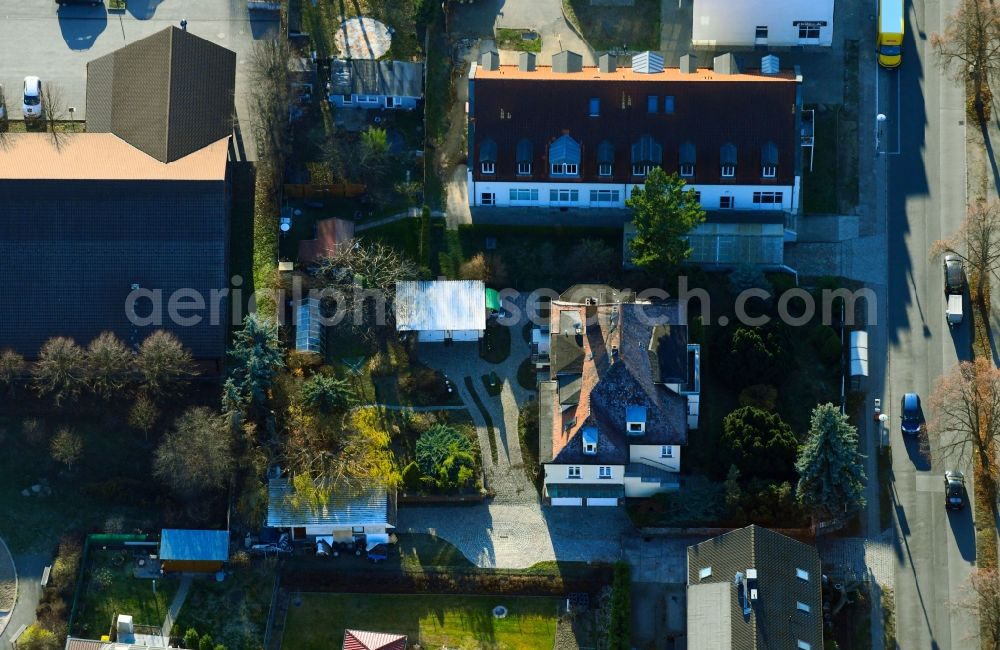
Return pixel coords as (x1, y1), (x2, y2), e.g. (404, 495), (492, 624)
(932, 199), (1000, 302)
(931, 0), (1000, 121)
(795, 403), (867, 520)
(929, 357), (1000, 473)
(625, 167), (705, 277)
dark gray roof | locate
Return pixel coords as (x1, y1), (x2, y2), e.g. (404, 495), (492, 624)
(687, 525), (824, 650)
(267, 479), (396, 528)
(329, 59), (424, 99)
(649, 324), (688, 384)
(0, 179), (229, 359)
(551, 310), (584, 375)
(86, 26), (236, 163)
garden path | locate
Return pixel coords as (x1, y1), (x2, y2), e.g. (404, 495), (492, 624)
(160, 574), (193, 640)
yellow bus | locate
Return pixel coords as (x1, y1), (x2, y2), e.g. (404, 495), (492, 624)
(878, 0), (904, 68)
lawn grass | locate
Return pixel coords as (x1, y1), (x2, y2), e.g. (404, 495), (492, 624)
(495, 28), (542, 53)
(365, 217), (422, 262)
(480, 321), (512, 364)
(72, 551), (178, 640)
(174, 562), (276, 650)
(464, 376), (499, 464)
(803, 105), (839, 214)
(563, 0), (661, 52)
(282, 593), (559, 650)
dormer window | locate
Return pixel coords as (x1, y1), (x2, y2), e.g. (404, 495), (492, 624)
(516, 138), (533, 176)
(761, 140), (778, 178)
(631, 135), (662, 178)
(582, 426), (598, 455)
(679, 141), (696, 178)
(548, 134), (581, 177)
(720, 142), (737, 178)
(597, 140), (614, 177)
(479, 138), (497, 175)
(626, 405), (647, 435)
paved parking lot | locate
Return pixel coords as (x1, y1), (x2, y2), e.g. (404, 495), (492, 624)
(0, 0), (278, 157)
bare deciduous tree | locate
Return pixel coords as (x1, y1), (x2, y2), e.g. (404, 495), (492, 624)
(932, 199), (1000, 301)
(39, 81), (70, 148)
(32, 337), (87, 405)
(135, 330), (197, 398)
(931, 0), (1000, 120)
(50, 427), (83, 471)
(311, 240), (418, 332)
(929, 357), (1000, 474)
(0, 348), (25, 394)
(964, 568), (1000, 648)
(85, 331), (133, 399)
(154, 406), (235, 497)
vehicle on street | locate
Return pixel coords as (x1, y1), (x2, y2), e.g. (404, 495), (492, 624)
(877, 0), (904, 68)
(943, 255), (964, 295)
(900, 392), (922, 435)
(945, 471), (966, 510)
(22, 76), (42, 120)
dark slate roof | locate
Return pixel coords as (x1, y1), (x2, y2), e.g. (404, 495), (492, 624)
(329, 59), (424, 99)
(550, 310), (584, 375)
(267, 479), (396, 528)
(0, 179), (229, 359)
(86, 26), (236, 163)
(159, 529), (229, 562)
(470, 66), (798, 185)
(687, 525), (824, 650)
(649, 324), (688, 384)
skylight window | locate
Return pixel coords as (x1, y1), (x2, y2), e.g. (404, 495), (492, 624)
(797, 601), (810, 613)
(796, 568), (809, 581)
(699, 567), (712, 580)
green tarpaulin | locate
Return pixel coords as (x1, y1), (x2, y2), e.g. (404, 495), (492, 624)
(485, 288), (501, 312)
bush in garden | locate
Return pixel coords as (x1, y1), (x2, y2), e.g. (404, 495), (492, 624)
(415, 425), (476, 490)
(721, 406), (798, 480)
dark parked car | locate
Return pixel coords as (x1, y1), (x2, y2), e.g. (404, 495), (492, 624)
(944, 255), (964, 295)
(901, 392), (922, 436)
(945, 471), (966, 510)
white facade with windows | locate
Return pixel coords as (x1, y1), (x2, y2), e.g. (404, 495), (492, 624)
(469, 177), (798, 211)
(692, 0), (835, 47)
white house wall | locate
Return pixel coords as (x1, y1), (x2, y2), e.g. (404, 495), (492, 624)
(692, 0), (835, 47)
(470, 180), (797, 213)
(304, 524), (389, 536)
(543, 463), (626, 486)
(628, 445), (682, 473)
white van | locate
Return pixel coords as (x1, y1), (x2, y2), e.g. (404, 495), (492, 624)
(22, 76), (42, 119)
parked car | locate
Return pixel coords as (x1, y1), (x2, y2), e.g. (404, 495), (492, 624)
(900, 392), (922, 435)
(944, 255), (964, 295)
(367, 543), (389, 563)
(22, 76), (42, 120)
(945, 471), (966, 510)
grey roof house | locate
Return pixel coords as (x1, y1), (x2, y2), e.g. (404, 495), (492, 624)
(687, 525), (824, 650)
(327, 59), (424, 110)
(0, 27), (235, 362)
(267, 478), (397, 538)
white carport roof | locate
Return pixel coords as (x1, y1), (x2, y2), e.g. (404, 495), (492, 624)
(395, 280), (487, 332)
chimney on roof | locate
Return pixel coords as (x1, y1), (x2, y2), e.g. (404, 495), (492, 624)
(552, 50), (583, 73)
(679, 53), (697, 74)
(481, 51), (500, 71)
(599, 53), (616, 73)
(180, 19), (188, 31)
(519, 51), (536, 72)
(761, 54), (780, 75)
(713, 53), (739, 75)
(632, 51), (664, 74)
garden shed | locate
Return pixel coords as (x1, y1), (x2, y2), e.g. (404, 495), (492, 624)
(395, 280), (487, 342)
(159, 529), (229, 573)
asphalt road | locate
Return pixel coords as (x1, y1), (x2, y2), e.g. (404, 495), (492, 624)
(884, 0), (979, 646)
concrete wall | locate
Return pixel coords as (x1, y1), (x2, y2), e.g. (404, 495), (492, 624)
(629, 445), (682, 473)
(692, 0), (835, 47)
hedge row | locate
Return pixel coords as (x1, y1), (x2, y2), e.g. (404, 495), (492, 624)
(251, 165), (279, 319)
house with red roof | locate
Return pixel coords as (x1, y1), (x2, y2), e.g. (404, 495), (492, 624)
(343, 629), (407, 650)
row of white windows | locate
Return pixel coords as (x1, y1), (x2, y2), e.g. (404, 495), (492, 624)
(589, 95), (676, 116)
(484, 162), (776, 178)
(567, 466), (614, 478)
(754, 24), (823, 40)
(507, 189), (622, 203)
(486, 191), (782, 208)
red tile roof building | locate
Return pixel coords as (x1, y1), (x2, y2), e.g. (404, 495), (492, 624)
(343, 629), (407, 650)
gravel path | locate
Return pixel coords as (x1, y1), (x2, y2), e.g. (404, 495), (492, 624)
(0, 536), (17, 636)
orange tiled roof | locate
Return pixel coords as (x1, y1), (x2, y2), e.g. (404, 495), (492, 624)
(473, 64), (797, 82)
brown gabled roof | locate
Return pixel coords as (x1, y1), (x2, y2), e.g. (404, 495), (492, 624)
(298, 217), (356, 264)
(344, 629), (407, 650)
(470, 64), (798, 186)
(0, 133), (229, 181)
(86, 26), (236, 163)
